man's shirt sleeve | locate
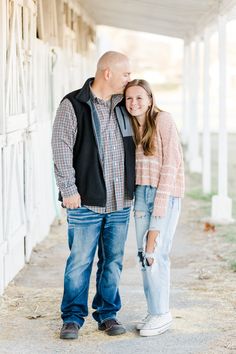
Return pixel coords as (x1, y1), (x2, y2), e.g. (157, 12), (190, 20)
(51, 98), (78, 197)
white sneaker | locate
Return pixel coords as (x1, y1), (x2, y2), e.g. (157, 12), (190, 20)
(139, 312), (172, 336)
(136, 314), (152, 330)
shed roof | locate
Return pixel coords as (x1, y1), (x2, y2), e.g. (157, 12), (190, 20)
(80, 0), (236, 39)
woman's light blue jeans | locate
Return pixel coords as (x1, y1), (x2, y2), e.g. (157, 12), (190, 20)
(61, 206), (130, 327)
(134, 185), (181, 316)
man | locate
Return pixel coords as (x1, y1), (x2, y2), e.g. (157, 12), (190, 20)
(51, 51), (135, 339)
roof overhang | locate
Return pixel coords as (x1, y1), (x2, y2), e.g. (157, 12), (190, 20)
(80, 0), (236, 40)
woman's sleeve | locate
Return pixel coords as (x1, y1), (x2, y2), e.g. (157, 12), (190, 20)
(152, 113), (182, 217)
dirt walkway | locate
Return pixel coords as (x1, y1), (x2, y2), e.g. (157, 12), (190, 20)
(0, 181), (236, 354)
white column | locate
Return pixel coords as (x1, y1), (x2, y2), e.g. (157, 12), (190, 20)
(202, 29), (211, 194)
(188, 38), (202, 172)
(181, 42), (190, 146)
(96, 26), (112, 58)
(211, 15), (233, 222)
(185, 41), (193, 163)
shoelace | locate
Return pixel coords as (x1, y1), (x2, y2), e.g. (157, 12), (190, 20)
(104, 319), (120, 329)
(142, 314), (151, 322)
(64, 323), (78, 330)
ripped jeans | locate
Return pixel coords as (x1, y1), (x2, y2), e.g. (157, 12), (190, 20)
(134, 185), (181, 315)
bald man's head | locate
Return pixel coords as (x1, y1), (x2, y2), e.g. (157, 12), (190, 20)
(96, 51), (129, 72)
(92, 51), (131, 97)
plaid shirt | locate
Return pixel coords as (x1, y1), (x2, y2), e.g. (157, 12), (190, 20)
(52, 93), (132, 213)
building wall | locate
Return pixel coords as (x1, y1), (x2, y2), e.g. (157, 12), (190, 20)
(0, 0), (97, 294)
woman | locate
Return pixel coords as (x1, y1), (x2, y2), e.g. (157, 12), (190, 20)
(124, 79), (185, 337)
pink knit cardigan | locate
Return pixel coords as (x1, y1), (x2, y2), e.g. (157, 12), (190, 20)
(135, 111), (185, 217)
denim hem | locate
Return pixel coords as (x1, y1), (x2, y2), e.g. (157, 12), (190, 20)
(100, 315), (116, 324)
(63, 319), (82, 328)
(148, 310), (170, 316)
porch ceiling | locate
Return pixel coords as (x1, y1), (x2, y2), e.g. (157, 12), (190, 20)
(80, 0), (236, 39)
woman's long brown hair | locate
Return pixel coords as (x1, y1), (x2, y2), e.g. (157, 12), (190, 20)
(124, 79), (162, 156)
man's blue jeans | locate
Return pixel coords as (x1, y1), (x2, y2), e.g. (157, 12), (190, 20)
(61, 206), (130, 327)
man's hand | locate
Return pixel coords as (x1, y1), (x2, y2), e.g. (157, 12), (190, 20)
(63, 194), (81, 209)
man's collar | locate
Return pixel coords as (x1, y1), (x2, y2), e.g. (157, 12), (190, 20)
(89, 85), (123, 106)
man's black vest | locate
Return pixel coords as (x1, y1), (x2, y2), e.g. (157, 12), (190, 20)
(60, 78), (135, 207)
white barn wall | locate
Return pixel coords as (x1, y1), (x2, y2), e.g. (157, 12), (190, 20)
(0, 142), (4, 294)
(3, 133), (27, 287)
(0, 0), (7, 295)
(0, 0), (97, 295)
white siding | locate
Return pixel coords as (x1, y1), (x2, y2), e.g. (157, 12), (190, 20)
(0, 0), (97, 294)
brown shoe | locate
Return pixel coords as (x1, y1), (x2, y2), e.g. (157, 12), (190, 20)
(60, 322), (79, 339)
(98, 319), (126, 336)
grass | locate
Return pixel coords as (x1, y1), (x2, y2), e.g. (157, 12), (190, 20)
(186, 189), (215, 202)
(185, 169), (216, 202)
(185, 135), (236, 272)
(218, 229), (236, 243)
(230, 260), (236, 272)
(225, 232), (236, 243)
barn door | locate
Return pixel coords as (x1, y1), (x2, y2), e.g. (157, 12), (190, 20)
(3, 0), (37, 288)
(3, 133), (27, 285)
